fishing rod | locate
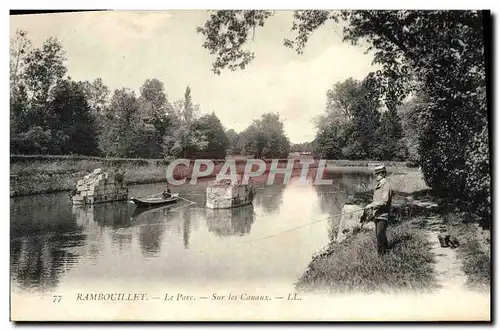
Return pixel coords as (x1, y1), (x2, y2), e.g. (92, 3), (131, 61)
(234, 207), (367, 245)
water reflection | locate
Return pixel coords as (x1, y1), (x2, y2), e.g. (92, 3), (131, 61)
(205, 204), (255, 237)
(178, 206), (207, 249)
(253, 185), (286, 215)
(182, 208), (191, 249)
(138, 213), (167, 256)
(10, 194), (86, 291)
(11, 194), (83, 238)
(73, 202), (134, 230)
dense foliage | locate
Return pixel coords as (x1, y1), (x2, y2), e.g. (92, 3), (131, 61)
(238, 113), (291, 159)
(313, 75), (407, 161)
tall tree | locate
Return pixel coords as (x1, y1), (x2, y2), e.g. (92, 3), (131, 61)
(240, 113), (290, 158)
(337, 10), (488, 202)
(10, 29), (32, 97)
(46, 79), (100, 155)
(139, 78), (174, 157)
(79, 78), (110, 116)
(373, 108), (407, 161)
(195, 112), (230, 159)
(398, 96), (424, 164)
(342, 74), (382, 160)
(325, 77), (361, 122)
(11, 79), (100, 155)
(163, 86), (208, 159)
(99, 88), (153, 158)
(225, 129), (240, 154)
(23, 37), (67, 106)
(314, 75), (393, 160)
(139, 78), (171, 120)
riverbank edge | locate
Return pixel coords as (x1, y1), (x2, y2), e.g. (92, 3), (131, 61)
(295, 172), (491, 294)
(10, 155), (411, 197)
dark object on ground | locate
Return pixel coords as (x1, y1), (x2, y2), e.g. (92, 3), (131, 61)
(448, 235), (460, 249)
(438, 234), (449, 247)
(437, 234), (460, 249)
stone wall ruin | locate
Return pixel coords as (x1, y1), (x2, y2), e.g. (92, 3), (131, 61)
(71, 168), (128, 205)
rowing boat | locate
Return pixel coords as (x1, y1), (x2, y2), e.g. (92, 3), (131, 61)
(129, 193), (179, 208)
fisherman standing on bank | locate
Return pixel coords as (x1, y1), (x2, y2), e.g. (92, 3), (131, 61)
(364, 164), (393, 256)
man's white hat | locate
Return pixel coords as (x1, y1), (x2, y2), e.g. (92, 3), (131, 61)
(374, 164), (386, 173)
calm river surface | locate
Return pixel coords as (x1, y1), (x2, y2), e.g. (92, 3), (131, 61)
(10, 173), (373, 297)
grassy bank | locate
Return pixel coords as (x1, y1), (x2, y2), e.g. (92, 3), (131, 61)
(457, 226), (491, 290)
(10, 157), (168, 197)
(295, 170), (491, 294)
(296, 218), (437, 293)
(443, 213), (491, 290)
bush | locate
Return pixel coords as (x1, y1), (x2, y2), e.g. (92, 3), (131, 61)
(405, 160), (420, 168)
(11, 126), (54, 155)
(455, 223), (491, 290)
(464, 127), (491, 226)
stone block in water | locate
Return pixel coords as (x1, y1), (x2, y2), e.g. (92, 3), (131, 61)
(72, 168), (128, 205)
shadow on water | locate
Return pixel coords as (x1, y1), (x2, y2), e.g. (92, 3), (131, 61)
(11, 193), (83, 238)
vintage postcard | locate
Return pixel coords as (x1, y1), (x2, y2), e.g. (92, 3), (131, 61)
(9, 9), (491, 322)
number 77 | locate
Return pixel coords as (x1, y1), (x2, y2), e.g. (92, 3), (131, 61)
(52, 295), (62, 303)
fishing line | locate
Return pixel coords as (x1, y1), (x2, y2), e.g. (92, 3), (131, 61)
(194, 207), (366, 252)
(175, 195), (197, 205)
(236, 209), (365, 244)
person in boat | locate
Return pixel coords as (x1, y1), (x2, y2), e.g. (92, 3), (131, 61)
(162, 184), (172, 199)
(364, 164), (393, 257)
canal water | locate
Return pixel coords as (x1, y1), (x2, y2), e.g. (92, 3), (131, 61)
(10, 173), (373, 298)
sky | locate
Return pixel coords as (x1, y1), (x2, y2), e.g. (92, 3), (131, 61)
(10, 10), (377, 144)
